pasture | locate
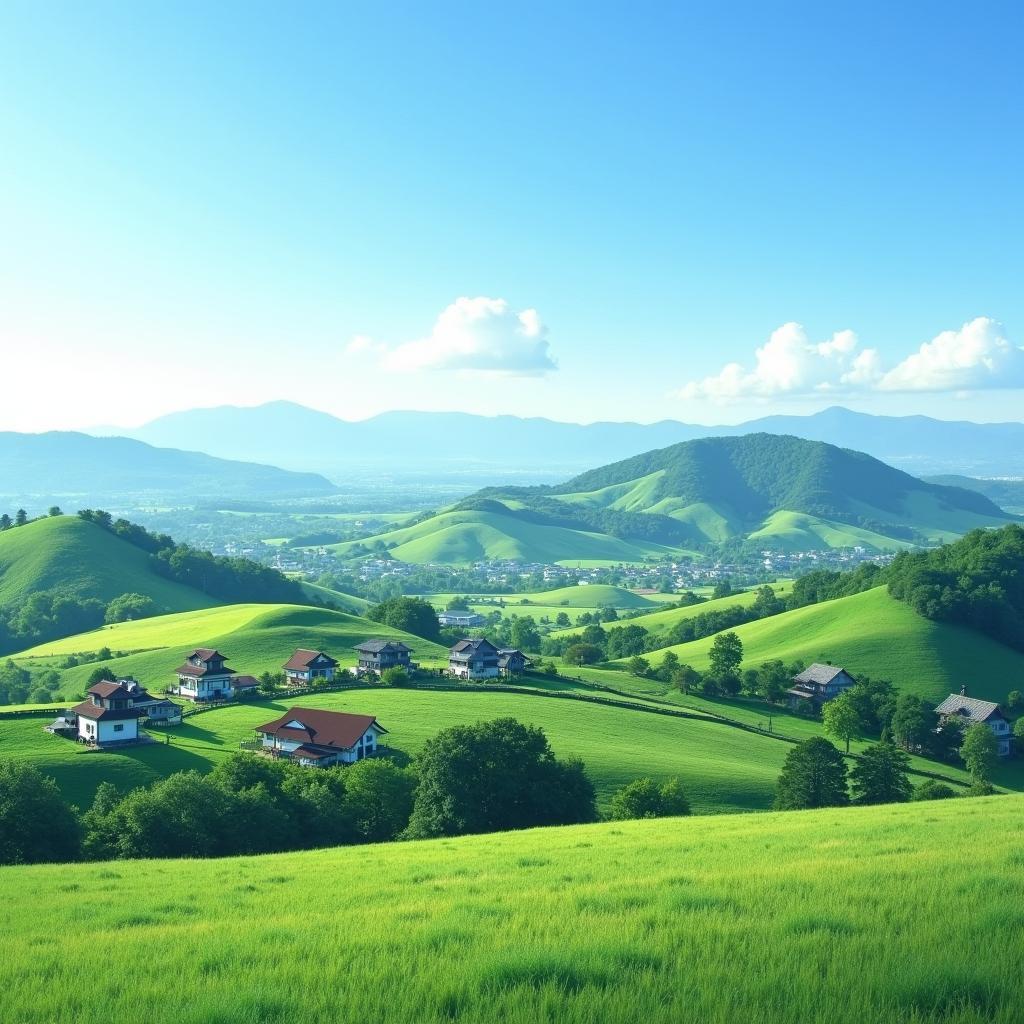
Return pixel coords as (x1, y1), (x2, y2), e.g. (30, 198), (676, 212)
(0, 795), (1021, 1023)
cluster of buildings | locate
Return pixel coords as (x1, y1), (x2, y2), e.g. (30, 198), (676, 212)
(788, 663), (1012, 758)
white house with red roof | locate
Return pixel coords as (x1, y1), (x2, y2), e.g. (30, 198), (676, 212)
(282, 649), (339, 687)
(171, 649), (258, 701)
(251, 706), (387, 766)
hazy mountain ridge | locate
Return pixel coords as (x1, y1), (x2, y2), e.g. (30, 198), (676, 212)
(108, 401), (1024, 478)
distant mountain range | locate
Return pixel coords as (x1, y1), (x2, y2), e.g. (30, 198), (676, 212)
(0, 432), (336, 506)
(103, 401), (1024, 480)
(326, 434), (1012, 564)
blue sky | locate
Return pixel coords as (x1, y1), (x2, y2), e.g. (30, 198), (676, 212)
(1, 1), (1022, 430)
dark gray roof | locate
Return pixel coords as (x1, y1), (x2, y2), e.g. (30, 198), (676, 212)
(934, 694), (1003, 724)
(355, 639), (412, 654)
(793, 663), (849, 686)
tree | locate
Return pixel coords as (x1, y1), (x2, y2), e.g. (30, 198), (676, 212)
(0, 761), (81, 864)
(48, 506), (62, 517)
(822, 691), (863, 753)
(87, 666), (117, 685)
(774, 737), (849, 810)
(628, 655), (650, 677)
(563, 643), (603, 666)
(405, 718), (597, 838)
(758, 660), (790, 703)
(1007, 689), (1022, 713)
(672, 664), (701, 694)
(343, 759), (416, 843)
(555, 612), (571, 628)
(712, 579), (732, 599)
(960, 723), (998, 781)
(1014, 717), (1024, 747)
(104, 592), (158, 624)
(891, 693), (931, 751)
(0, 514), (10, 531)
(912, 779), (958, 801)
(708, 631), (743, 681)
(14, 509), (27, 527)
(659, 651), (679, 682)
(380, 666), (410, 687)
(609, 777), (690, 820)
(599, 606), (619, 622)
(850, 742), (912, 804)
(367, 597), (440, 641)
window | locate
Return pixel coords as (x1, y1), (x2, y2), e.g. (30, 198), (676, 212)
(113, 723), (124, 732)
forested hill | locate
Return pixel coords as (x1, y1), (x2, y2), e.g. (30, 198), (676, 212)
(553, 434), (1006, 522)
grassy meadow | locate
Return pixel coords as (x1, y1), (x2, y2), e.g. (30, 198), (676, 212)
(1, 795), (1022, 1024)
(0, 516), (213, 611)
(621, 586), (1024, 707)
(0, 687), (799, 813)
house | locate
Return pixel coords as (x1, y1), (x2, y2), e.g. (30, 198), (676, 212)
(786, 663), (857, 708)
(70, 682), (144, 746)
(438, 610), (485, 628)
(449, 638), (500, 680)
(497, 648), (530, 677)
(172, 649), (241, 701)
(251, 706), (387, 766)
(283, 649), (339, 687)
(113, 677), (182, 724)
(354, 639), (414, 676)
(934, 689), (1012, 757)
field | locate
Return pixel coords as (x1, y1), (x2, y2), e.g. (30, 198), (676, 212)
(1, 795), (1021, 1024)
(0, 516), (213, 612)
(616, 586), (1024, 706)
(549, 581), (793, 640)
(327, 508), (683, 565)
(0, 687), (799, 812)
(13, 603), (449, 699)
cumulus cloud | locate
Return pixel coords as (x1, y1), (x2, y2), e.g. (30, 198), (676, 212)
(680, 317), (1021, 400)
(349, 297), (557, 376)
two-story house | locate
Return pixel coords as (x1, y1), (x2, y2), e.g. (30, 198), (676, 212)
(449, 638), (500, 680)
(497, 648), (530, 677)
(283, 649), (339, 687)
(934, 690), (1013, 757)
(251, 706), (387, 766)
(353, 639), (414, 676)
(786, 663), (857, 709)
(172, 649), (242, 701)
(71, 681), (144, 746)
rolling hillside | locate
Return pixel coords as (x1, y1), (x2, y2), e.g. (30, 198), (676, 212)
(627, 586), (1024, 706)
(0, 516), (214, 612)
(1, 796), (1021, 1023)
(329, 508), (682, 565)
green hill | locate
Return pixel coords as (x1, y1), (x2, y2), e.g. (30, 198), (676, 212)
(505, 584), (660, 609)
(299, 580), (372, 615)
(0, 516), (214, 612)
(476, 434), (1012, 553)
(329, 508), (682, 565)
(629, 586), (1024, 706)
(1, 795), (1020, 1024)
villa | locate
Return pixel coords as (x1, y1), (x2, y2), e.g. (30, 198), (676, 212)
(250, 706), (387, 766)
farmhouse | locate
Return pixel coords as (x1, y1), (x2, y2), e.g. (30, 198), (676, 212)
(497, 648), (530, 677)
(438, 610), (485, 628)
(449, 638), (500, 680)
(934, 690), (1012, 757)
(171, 649), (258, 701)
(786, 663), (857, 708)
(251, 706), (387, 766)
(114, 676), (182, 724)
(70, 682), (144, 746)
(354, 639), (414, 676)
(283, 649), (339, 686)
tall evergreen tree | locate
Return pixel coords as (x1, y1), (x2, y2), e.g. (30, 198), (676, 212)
(850, 742), (912, 804)
(774, 737), (849, 810)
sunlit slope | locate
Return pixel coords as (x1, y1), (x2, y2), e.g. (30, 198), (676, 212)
(0, 516), (214, 611)
(630, 586), (1024, 705)
(1, 796), (1021, 1024)
(0, 686), (791, 812)
(329, 509), (681, 565)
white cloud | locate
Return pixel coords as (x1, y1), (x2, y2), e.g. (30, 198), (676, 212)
(879, 317), (1024, 392)
(680, 317), (1021, 400)
(350, 297), (557, 376)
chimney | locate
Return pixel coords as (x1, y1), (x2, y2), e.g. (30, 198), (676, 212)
(959, 684), (967, 696)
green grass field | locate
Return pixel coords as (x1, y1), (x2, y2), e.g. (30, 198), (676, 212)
(549, 582), (794, 639)
(0, 686), (798, 813)
(327, 509), (682, 565)
(1, 795), (1021, 1024)
(13, 604), (449, 699)
(622, 586), (1024, 707)
(298, 580), (372, 614)
(0, 516), (214, 612)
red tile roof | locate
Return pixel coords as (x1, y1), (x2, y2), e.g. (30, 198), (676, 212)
(175, 662), (236, 678)
(291, 744), (337, 761)
(72, 700), (143, 722)
(283, 649), (339, 671)
(233, 675), (260, 689)
(254, 706), (385, 750)
(87, 681), (136, 700)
